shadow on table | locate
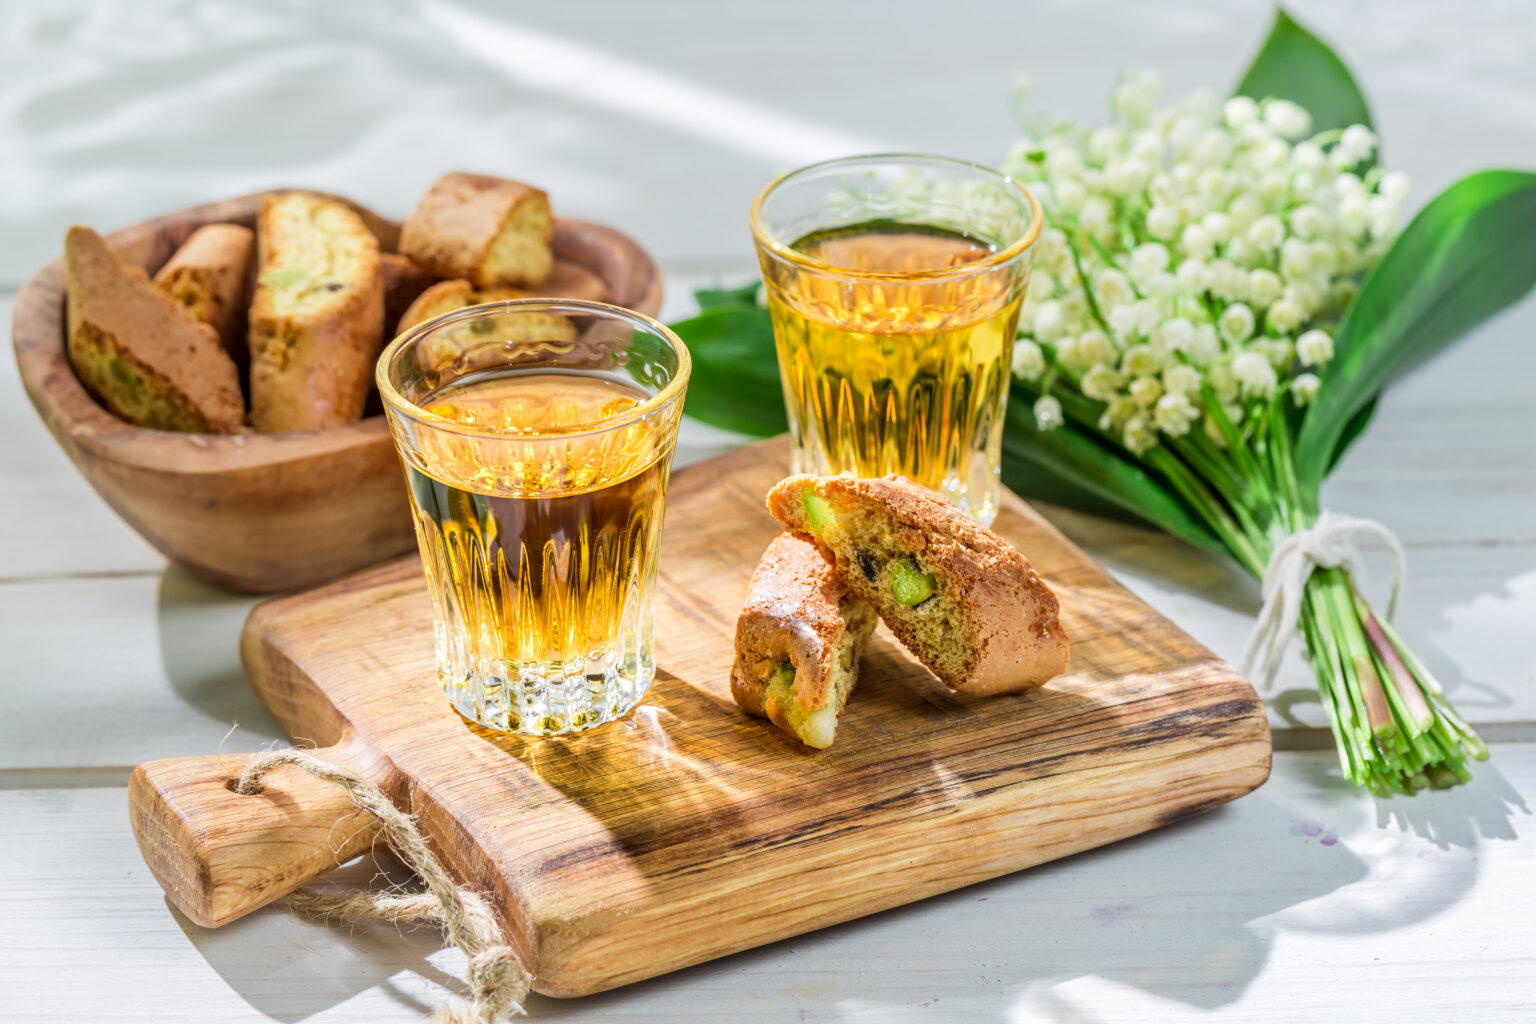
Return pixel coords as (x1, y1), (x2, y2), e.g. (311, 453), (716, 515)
(517, 789), (1472, 1021)
(173, 852), (469, 1022)
(156, 565), (284, 742)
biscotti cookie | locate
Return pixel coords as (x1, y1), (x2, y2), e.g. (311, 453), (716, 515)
(248, 192), (384, 432)
(539, 260), (610, 304)
(153, 223), (255, 358)
(397, 279), (579, 378)
(768, 475), (1069, 695)
(380, 252), (441, 337)
(64, 225), (244, 433)
(396, 279), (527, 335)
(399, 172), (553, 287)
(731, 534), (877, 749)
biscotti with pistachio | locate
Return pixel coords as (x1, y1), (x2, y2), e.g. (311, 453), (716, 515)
(731, 533), (877, 749)
(153, 223), (255, 359)
(248, 192), (384, 432)
(768, 474), (1070, 695)
(399, 172), (553, 287)
(64, 225), (244, 433)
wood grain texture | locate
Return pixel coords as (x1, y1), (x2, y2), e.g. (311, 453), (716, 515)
(129, 436), (1272, 997)
(10, 191), (662, 593)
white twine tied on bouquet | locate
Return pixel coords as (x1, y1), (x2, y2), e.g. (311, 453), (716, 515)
(234, 749), (532, 1023)
(1241, 510), (1408, 688)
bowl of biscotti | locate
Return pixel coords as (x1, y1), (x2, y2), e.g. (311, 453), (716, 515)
(12, 173), (661, 592)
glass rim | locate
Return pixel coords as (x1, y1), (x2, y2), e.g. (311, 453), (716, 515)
(375, 297), (692, 441)
(748, 152), (1044, 281)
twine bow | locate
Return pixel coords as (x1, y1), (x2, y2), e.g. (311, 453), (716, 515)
(1241, 510), (1407, 688)
(234, 749), (531, 1022)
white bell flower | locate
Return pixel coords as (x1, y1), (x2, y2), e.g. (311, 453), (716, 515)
(1246, 268), (1283, 309)
(1034, 395), (1065, 430)
(1208, 363), (1240, 403)
(1280, 238), (1314, 279)
(1093, 267), (1135, 309)
(1123, 414), (1159, 454)
(1130, 242), (1171, 281)
(1194, 129), (1232, 165)
(1123, 345), (1164, 377)
(1146, 205), (1181, 240)
(1202, 211), (1234, 243)
(1012, 339), (1047, 381)
(1232, 351), (1279, 398)
(1263, 99), (1312, 139)
(1187, 323), (1221, 365)
(1082, 363), (1126, 401)
(1151, 316), (1194, 353)
(1155, 391), (1200, 436)
(1291, 140), (1326, 172)
(1297, 328), (1334, 366)
(1337, 124), (1378, 165)
(1219, 302), (1256, 344)
(1099, 396), (1138, 431)
(1266, 298), (1304, 334)
(1033, 300), (1067, 341)
(1141, 271), (1178, 297)
(1290, 372), (1321, 406)
(1224, 95), (1260, 128)
(1225, 237), (1259, 269)
(1247, 215), (1286, 252)
(1176, 258), (1211, 293)
(1130, 376), (1164, 408)
(1379, 171), (1411, 203)
(1054, 178), (1087, 213)
(1078, 329), (1116, 366)
(1113, 69), (1164, 125)
(1108, 303), (1142, 340)
(1026, 271), (1057, 303)
(1180, 224), (1216, 261)
(1163, 363), (1203, 396)
(1227, 194), (1263, 231)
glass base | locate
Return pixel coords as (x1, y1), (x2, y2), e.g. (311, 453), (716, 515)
(441, 662), (653, 736)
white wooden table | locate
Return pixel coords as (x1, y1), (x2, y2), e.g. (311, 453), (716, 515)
(3, 2), (1533, 1020)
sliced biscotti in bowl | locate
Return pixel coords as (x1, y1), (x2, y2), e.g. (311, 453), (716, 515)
(13, 188), (662, 592)
(249, 192), (385, 432)
(768, 474), (1070, 695)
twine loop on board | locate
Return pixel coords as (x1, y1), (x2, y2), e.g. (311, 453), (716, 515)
(1240, 510), (1407, 689)
(234, 748), (530, 1022)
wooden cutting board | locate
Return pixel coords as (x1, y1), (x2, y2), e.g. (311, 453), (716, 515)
(129, 436), (1271, 997)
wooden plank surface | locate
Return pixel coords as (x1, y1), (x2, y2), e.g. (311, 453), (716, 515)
(134, 437), (1270, 996)
(6, 746), (1533, 1023)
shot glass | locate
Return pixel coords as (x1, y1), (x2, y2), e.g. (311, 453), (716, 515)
(378, 300), (690, 735)
(750, 154), (1041, 524)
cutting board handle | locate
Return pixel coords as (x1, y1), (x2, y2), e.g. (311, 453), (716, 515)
(128, 742), (386, 928)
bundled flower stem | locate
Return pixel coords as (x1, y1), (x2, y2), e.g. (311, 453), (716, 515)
(1004, 71), (1487, 794)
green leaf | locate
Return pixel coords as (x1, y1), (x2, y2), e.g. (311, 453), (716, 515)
(669, 306), (787, 437)
(693, 281), (762, 310)
(1003, 390), (1226, 555)
(1235, 8), (1373, 133)
(1326, 394), (1377, 474)
(1296, 170), (1536, 489)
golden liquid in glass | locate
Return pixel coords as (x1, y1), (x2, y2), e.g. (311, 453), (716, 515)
(403, 367), (670, 733)
(766, 221), (1021, 523)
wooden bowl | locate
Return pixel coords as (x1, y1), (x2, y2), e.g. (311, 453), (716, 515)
(11, 191), (663, 593)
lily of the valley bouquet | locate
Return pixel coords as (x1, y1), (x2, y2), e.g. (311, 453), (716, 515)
(673, 11), (1536, 793)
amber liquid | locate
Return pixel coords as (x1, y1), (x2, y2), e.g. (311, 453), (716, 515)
(766, 221), (1022, 523)
(401, 368), (671, 734)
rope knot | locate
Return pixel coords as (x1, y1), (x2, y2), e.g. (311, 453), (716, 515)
(1241, 510), (1407, 688)
(236, 747), (532, 1022)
